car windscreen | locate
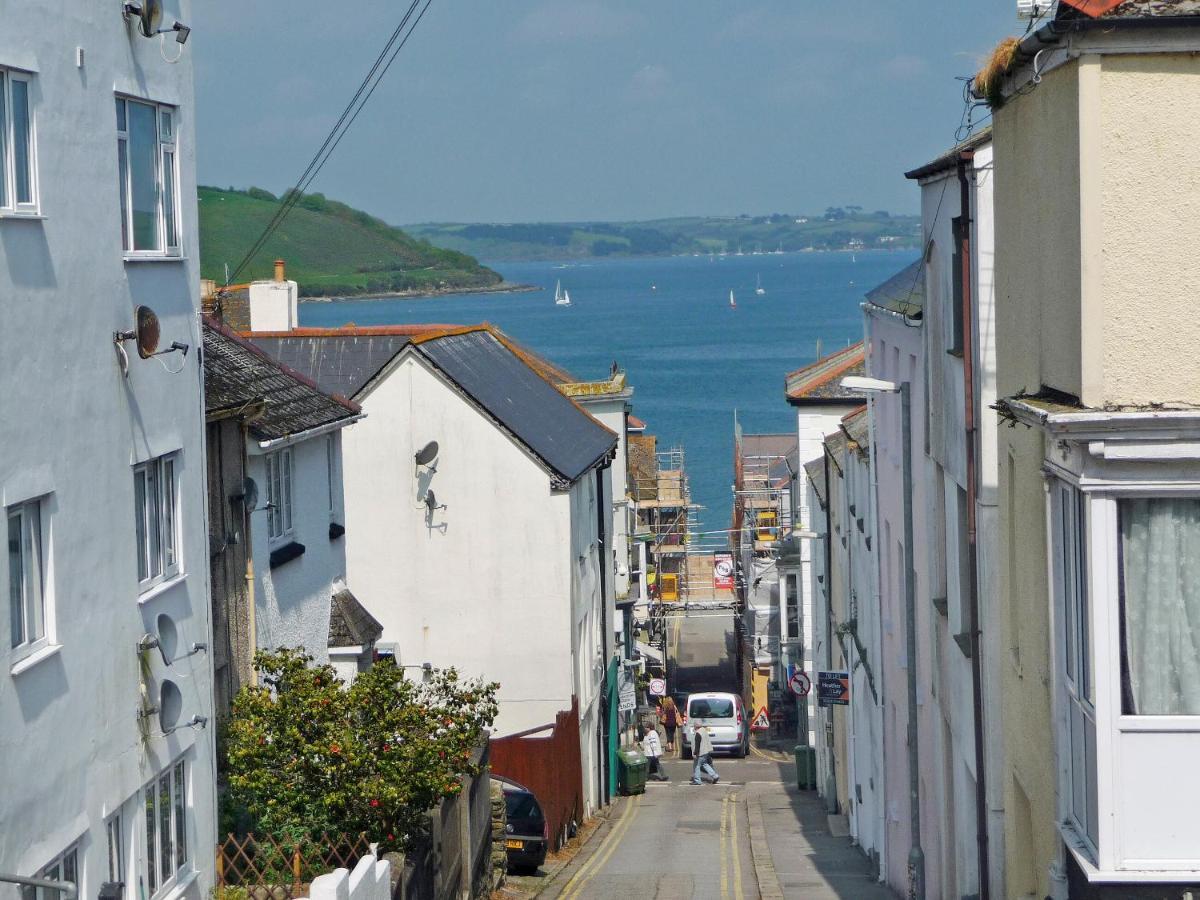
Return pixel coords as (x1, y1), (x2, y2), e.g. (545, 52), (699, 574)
(689, 698), (734, 718)
(505, 791), (543, 821)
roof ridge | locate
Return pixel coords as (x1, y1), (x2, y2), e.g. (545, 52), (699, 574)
(784, 341), (865, 381)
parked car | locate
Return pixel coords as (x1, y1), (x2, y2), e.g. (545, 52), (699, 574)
(502, 784), (548, 875)
(680, 692), (749, 759)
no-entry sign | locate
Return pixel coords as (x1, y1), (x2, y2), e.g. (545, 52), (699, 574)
(648, 678), (667, 697)
(817, 671), (850, 707)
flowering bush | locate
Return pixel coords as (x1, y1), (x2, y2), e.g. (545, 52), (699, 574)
(226, 648), (498, 850)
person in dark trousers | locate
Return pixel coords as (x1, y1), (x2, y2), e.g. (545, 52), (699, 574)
(690, 725), (719, 785)
(641, 719), (669, 781)
(660, 697), (680, 753)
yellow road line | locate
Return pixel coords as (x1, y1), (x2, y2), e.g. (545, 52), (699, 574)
(560, 793), (641, 900)
(719, 794), (729, 899)
(729, 792), (744, 900)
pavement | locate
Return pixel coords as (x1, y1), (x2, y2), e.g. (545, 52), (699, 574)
(502, 741), (898, 899)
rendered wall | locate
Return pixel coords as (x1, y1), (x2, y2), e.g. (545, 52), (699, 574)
(0, 1), (216, 895)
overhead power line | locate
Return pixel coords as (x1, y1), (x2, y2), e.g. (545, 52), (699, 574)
(225, 0), (436, 286)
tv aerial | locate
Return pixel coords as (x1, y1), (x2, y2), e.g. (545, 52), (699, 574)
(114, 305), (190, 376)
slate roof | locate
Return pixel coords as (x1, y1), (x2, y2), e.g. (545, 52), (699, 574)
(904, 127), (993, 181)
(785, 342), (867, 405)
(866, 259), (925, 318)
(328, 589), (383, 648)
(203, 317), (360, 441)
(840, 406), (871, 458)
(248, 326), (454, 399)
(412, 328), (617, 486)
(804, 458), (827, 507)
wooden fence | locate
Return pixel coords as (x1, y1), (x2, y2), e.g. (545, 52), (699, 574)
(490, 698), (583, 850)
(215, 833), (374, 900)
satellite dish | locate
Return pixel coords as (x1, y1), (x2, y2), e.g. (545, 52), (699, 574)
(134, 0), (163, 37)
(156, 613), (179, 663)
(158, 680), (182, 731)
(135, 306), (160, 359)
(235, 476), (259, 511)
(415, 441), (439, 467)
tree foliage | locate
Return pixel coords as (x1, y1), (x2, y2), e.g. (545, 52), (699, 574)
(225, 649), (498, 850)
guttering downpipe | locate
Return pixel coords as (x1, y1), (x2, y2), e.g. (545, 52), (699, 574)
(255, 413), (365, 451)
(958, 149), (991, 900)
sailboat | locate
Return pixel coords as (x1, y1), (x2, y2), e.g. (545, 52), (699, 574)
(554, 280), (571, 307)
(755, 275), (766, 296)
(729, 290), (737, 310)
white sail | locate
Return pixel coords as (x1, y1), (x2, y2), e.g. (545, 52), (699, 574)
(755, 275), (765, 296)
(729, 290), (736, 309)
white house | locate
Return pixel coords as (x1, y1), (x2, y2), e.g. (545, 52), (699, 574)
(0, 3), (217, 900)
(202, 317), (371, 713)
(249, 323), (620, 815)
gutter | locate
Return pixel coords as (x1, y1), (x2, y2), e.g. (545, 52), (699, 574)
(256, 413), (366, 451)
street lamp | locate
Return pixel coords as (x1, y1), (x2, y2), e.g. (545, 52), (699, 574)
(841, 373), (925, 900)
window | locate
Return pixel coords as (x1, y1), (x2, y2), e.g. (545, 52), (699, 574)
(107, 813), (126, 900)
(135, 455), (179, 589)
(785, 574), (799, 641)
(266, 449), (293, 542)
(22, 845), (78, 900)
(1118, 497), (1200, 716)
(949, 216), (965, 355)
(116, 97), (179, 255)
(144, 759), (189, 895)
(8, 498), (45, 650)
(0, 68), (36, 213)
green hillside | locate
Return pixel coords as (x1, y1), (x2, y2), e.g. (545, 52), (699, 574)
(408, 208), (921, 262)
(198, 187), (503, 298)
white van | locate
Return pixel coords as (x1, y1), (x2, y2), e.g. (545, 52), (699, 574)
(681, 692), (748, 759)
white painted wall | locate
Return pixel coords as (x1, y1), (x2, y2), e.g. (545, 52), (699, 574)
(247, 430), (348, 663)
(0, 3), (216, 898)
(247, 279), (298, 332)
(340, 350), (611, 797)
(574, 395), (630, 603)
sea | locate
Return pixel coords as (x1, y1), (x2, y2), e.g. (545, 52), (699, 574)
(301, 249), (918, 543)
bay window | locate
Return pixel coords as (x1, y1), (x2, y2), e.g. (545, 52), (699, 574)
(116, 97), (179, 256)
(0, 67), (37, 213)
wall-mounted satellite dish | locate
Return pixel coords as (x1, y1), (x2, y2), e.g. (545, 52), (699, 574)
(158, 679), (182, 732)
(234, 476), (259, 512)
(124, 0), (163, 38)
(415, 441), (439, 467)
(156, 613), (178, 664)
(135, 305), (160, 358)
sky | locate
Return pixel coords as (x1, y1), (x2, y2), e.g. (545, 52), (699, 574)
(192, 1), (1018, 225)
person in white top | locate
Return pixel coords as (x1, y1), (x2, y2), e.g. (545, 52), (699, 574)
(641, 719), (669, 781)
(690, 725), (719, 785)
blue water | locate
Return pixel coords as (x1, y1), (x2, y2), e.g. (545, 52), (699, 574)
(301, 249), (917, 539)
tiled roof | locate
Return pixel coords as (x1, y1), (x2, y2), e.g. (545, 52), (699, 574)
(1056, 0), (1200, 16)
(865, 259), (925, 318)
(328, 588), (383, 648)
(413, 328), (617, 486)
(202, 316), (359, 441)
(904, 128), (993, 181)
(785, 342), (867, 404)
(627, 414), (646, 431)
(840, 406), (871, 458)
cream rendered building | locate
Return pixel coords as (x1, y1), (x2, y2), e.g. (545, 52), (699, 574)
(991, 3), (1200, 896)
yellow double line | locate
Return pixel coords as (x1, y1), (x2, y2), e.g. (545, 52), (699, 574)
(719, 792), (744, 900)
(558, 793), (642, 900)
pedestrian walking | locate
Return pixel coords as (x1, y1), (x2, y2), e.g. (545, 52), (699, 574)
(641, 719), (669, 781)
(661, 697), (680, 752)
(690, 724), (719, 785)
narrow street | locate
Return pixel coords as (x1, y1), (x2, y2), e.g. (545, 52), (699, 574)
(527, 751), (897, 900)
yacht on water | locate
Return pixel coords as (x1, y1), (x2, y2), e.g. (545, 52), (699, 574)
(755, 275), (766, 296)
(729, 290), (737, 310)
(554, 280), (571, 307)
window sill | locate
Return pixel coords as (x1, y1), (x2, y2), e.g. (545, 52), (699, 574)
(946, 348), (964, 359)
(270, 540), (306, 569)
(138, 572), (187, 605)
(10, 642), (62, 676)
(0, 212), (46, 221)
(123, 254), (186, 264)
(155, 866), (200, 900)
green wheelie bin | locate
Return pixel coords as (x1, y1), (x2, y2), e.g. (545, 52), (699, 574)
(794, 744), (817, 790)
(617, 747), (649, 795)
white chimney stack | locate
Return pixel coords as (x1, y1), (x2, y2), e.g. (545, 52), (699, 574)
(248, 259), (298, 332)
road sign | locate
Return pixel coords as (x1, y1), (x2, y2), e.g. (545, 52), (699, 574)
(751, 706), (770, 731)
(788, 671), (812, 697)
(817, 671), (850, 707)
(648, 678), (667, 697)
(619, 680), (637, 713)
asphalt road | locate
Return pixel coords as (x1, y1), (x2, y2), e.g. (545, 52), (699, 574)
(535, 753), (784, 900)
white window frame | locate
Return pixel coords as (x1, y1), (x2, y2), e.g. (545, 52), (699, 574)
(23, 843), (79, 900)
(0, 67), (38, 215)
(266, 448), (294, 544)
(142, 758), (190, 898)
(8, 496), (51, 660)
(107, 811), (127, 900)
(116, 96), (180, 258)
(134, 454), (180, 592)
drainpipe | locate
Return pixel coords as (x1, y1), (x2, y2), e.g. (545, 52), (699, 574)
(958, 150), (991, 900)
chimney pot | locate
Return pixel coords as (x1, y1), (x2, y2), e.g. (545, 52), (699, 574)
(274, 259), (286, 282)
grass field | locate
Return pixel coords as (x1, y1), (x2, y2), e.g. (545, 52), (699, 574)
(198, 187), (502, 297)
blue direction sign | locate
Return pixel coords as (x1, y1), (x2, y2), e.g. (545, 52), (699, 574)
(817, 671), (850, 707)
